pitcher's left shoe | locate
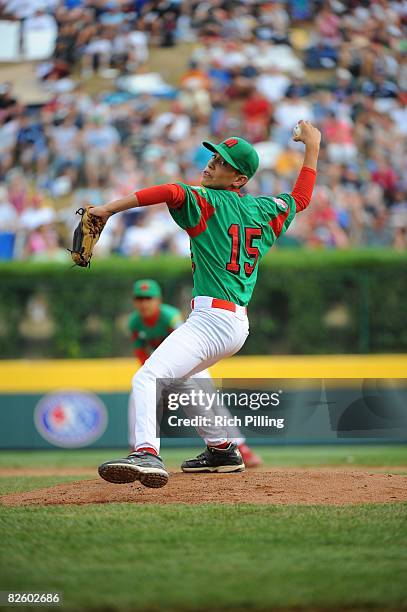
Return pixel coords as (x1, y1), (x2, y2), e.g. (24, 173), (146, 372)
(237, 443), (262, 468)
(98, 451), (169, 488)
(181, 442), (245, 473)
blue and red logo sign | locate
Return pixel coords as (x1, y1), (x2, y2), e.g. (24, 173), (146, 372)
(34, 391), (108, 448)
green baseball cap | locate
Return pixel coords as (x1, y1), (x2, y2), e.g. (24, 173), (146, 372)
(202, 137), (259, 179)
(133, 279), (161, 298)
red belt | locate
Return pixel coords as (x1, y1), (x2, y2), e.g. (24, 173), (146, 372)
(191, 297), (247, 314)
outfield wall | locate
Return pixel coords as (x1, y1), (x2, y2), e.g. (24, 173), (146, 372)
(0, 355), (406, 449)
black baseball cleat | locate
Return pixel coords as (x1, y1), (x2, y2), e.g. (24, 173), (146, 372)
(181, 443), (245, 473)
(98, 451), (169, 488)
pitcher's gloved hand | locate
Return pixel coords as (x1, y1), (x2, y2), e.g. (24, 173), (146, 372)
(70, 206), (107, 267)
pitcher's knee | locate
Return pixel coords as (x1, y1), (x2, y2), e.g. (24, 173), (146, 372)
(132, 362), (172, 389)
(132, 361), (180, 396)
(132, 364), (154, 391)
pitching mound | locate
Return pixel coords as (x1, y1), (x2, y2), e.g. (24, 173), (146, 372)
(1, 469), (407, 506)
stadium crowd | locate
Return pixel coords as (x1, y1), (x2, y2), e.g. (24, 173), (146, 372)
(0, 0), (406, 260)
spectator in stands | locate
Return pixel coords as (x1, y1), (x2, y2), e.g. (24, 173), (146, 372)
(81, 25), (114, 78)
(0, 115), (18, 178)
(126, 22), (149, 70)
(306, 187), (349, 249)
(273, 92), (314, 146)
(322, 111), (357, 165)
(48, 113), (82, 187)
(82, 115), (120, 187)
(370, 155), (398, 205)
(285, 70), (313, 99)
(16, 112), (49, 182)
(315, 5), (341, 48)
(152, 102), (191, 143)
(6, 169), (29, 214)
(19, 192), (55, 232)
(241, 86), (271, 143)
(0, 183), (18, 233)
(256, 65), (291, 104)
(22, 6), (57, 40)
(26, 222), (68, 262)
(0, 82), (20, 125)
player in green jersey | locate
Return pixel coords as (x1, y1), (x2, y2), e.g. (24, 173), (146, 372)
(128, 279), (182, 366)
(95, 120), (321, 488)
(128, 278), (262, 467)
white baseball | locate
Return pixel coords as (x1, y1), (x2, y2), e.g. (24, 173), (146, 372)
(293, 123), (302, 138)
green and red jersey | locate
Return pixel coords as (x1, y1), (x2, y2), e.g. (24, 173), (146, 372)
(135, 166), (315, 307)
(129, 303), (182, 364)
(169, 184), (296, 306)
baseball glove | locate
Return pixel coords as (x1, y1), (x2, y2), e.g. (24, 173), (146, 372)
(70, 207), (107, 267)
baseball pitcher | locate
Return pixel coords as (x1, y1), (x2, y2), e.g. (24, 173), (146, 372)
(91, 120), (321, 488)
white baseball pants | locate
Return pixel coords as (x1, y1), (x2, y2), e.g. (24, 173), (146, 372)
(128, 368), (246, 449)
(130, 296), (249, 454)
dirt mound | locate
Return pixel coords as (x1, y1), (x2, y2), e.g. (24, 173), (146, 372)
(0, 467), (96, 477)
(1, 469), (407, 506)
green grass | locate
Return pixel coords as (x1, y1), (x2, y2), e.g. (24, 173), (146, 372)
(0, 444), (406, 471)
(1, 445), (406, 610)
(0, 504), (406, 611)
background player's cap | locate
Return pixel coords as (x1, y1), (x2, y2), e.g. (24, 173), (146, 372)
(202, 137), (259, 179)
(133, 279), (161, 298)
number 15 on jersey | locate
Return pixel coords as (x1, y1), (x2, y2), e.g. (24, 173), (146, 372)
(226, 224), (262, 277)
